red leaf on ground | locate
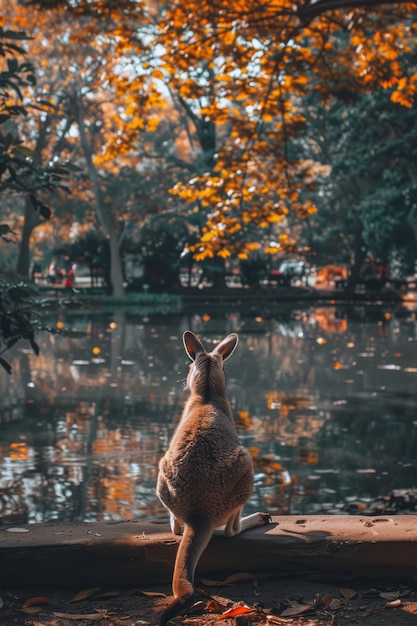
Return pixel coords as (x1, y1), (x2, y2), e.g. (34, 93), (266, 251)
(219, 605), (253, 619)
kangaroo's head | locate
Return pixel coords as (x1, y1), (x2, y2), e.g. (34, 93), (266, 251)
(183, 331), (238, 399)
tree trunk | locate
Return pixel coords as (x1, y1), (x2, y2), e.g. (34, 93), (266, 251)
(347, 217), (366, 292)
(74, 90), (125, 298)
(16, 196), (40, 278)
(16, 117), (49, 279)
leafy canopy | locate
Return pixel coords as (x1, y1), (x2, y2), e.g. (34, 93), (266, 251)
(13, 0), (417, 262)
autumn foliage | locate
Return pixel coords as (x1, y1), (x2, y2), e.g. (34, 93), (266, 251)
(2, 0), (417, 264)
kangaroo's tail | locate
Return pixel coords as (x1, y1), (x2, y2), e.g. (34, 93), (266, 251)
(159, 514), (212, 626)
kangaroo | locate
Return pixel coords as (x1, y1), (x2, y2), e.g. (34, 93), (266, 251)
(156, 331), (270, 625)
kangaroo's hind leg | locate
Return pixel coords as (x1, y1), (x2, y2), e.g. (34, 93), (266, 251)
(224, 509), (271, 537)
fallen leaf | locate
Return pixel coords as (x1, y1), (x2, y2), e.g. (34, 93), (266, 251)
(329, 598), (342, 610)
(69, 587), (101, 602)
(131, 589), (167, 598)
(5, 527), (29, 533)
(340, 588), (357, 599)
(23, 597), (49, 608)
(200, 579), (224, 587)
(93, 591), (120, 599)
(363, 607), (379, 617)
(363, 588), (380, 596)
(385, 599), (402, 609)
(380, 592), (400, 601)
(0, 597), (3, 609)
(206, 598), (227, 613)
(322, 594), (334, 607)
(402, 601), (417, 615)
(53, 611), (104, 620)
(223, 572), (256, 584)
(281, 604), (312, 617)
(219, 605), (253, 619)
(19, 606), (43, 614)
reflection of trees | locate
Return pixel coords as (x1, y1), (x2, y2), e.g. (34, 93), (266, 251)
(1, 306), (417, 521)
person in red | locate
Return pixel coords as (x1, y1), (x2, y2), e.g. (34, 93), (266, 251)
(65, 267), (75, 289)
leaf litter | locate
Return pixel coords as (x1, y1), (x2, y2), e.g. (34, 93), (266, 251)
(1, 578), (416, 626)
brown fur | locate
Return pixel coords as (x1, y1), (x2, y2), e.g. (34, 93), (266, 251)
(156, 331), (269, 625)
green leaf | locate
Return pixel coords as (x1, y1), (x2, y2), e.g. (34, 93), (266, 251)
(0, 29), (32, 41)
(30, 338), (39, 356)
(0, 224), (15, 235)
(38, 202), (51, 220)
(7, 58), (18, 73)
(13, 145), (34, 158)
(0, 357), (12, 375)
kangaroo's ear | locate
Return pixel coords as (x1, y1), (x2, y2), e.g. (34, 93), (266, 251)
(212, 333), (238, 361)
(183, 331), (206, 361)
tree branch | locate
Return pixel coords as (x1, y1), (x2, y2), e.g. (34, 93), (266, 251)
(299, 0), (414, 22)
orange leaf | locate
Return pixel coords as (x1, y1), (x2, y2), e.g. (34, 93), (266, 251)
(219, 605), (253, 619)
(23, 597), (49, 608)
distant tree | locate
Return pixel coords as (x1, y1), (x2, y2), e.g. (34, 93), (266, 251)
(136, 212), (191, 290)
(295, 80), (417, 286)
(54, 229), (110, 288)
(23, 0), (417, 264)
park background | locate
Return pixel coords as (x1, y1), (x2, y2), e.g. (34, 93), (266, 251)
(1, 0), (417, 527)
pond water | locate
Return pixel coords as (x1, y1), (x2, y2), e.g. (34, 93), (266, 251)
(1, 303), (417, 525)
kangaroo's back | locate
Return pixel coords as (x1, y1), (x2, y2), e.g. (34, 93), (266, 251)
(156, 331), (269, 625)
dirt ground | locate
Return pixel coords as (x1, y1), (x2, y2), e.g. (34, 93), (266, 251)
(1, 574), (417, 626)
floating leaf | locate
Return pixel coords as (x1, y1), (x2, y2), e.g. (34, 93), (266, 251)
(219, 605), (253, 619)
(23, 597), (48, 608)
(281, 604), (312, 617)
(68, 588), (101, 602)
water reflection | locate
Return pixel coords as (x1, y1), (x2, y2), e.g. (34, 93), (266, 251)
(1, 305), (417, 524)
